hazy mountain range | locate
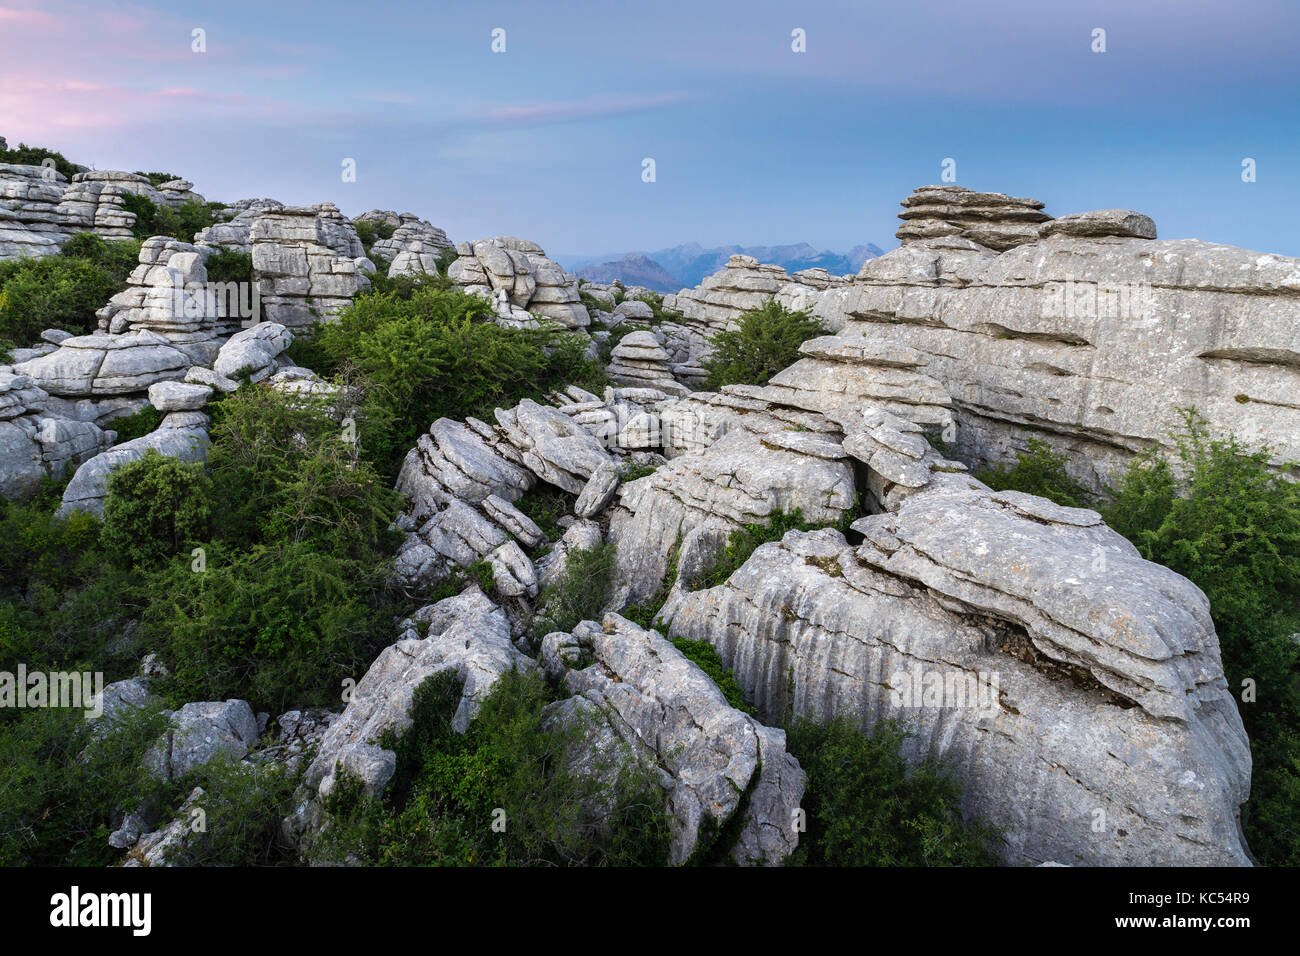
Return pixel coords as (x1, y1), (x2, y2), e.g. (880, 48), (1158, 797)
(558, 242), (885, 292)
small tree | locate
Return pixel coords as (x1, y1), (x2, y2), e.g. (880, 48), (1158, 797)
(101, 450), (212, 567)
(703, 298), (826, 389)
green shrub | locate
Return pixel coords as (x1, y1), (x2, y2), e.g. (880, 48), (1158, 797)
(162, 756), (302, 866)
(101, 450), (213, 568)
(204, 384), (403, 558)
(435, 245), (459, 274)
(695, 509), (825, 591)
(786, 716), (1002, 866)
(1103, 410), (1300, 865)
(144, 540), (396, 712)
(353, 219), (377, 251)
(976, 437), (1093, 508)
(671, 638), (755, 714)
(132, 171), (180, 188)
(0, 703), (175, 866)
(620, 461), (658, 483)
(121, 194), (217, 242)
(532, 542), (617, 638)
(143, 385), (407, 711)
(310, 285), (603, 476)
(317, 669), (670, 866)
(0, 479), (141, 676)
(0, 236), (140, 345)
(106, 403), (163, 444)
(514, 484), (574, 543)
(204, 249), (253, 285)
(0, 142), (78, 179)
(702, 298), (826, 390)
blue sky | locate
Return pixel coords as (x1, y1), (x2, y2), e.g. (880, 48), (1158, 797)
(2, 0), (1298, 256)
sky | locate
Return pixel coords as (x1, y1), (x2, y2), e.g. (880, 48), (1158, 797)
(2, 0), (1298, 258)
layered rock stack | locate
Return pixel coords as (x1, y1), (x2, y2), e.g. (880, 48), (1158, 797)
(895, 185), (1052, 251)
(369, 213), (453, 278)
(194, 199), (285, 253)
(250, 203), (372, 329)
(0, 163), (69, 257)
(606, 330), (689, 398)
(446, 237), (589, 329)
(95, 238), (244, 366)
(663, 254), (800, 335)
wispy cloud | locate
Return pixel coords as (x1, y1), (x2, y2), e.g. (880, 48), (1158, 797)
(483, 92), (689, 127)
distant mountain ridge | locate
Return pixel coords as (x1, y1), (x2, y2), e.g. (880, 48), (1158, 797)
(566, 241), (884, 292)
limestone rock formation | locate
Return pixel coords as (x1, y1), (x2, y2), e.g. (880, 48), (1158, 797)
(286, 588), (533, 849)
(447, 237), (589, 329)
(56, 410), (209, 517)
(664, 503), (1251, 865)
(0, 370), (116, 498)
(895, 185), (1052, 251)
(250, 203), (370, 328)
(663, 254), (849, 338)
(543, 614), (805, 865)
(0, 164), (140, 258)
(366, 212), (453, 278)
(606, 329), (689, 397)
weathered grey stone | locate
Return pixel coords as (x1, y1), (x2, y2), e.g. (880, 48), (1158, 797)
(147, 380), (211, 412)
(1040, 209), (1157, 240)
(287, 588), (533, 850)
(664, 510), (1252, 866)
(556, 614), (804, 865)
(147, 699), (259, 780)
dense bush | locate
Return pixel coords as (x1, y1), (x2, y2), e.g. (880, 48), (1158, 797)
(141, 385), (406, 711)
(786, 716), (1003, 866)
(161, 756), (302, 866)
(204, 249), (253, 285)
(976, 437), (1093, 508)
(106, 403), (163, 444)
(307, 285), (603, 476)
(0, 703), (175, 866)
(132, 170), (180, 188)
(514, 484), (574, 543)
(100, 450), (213, 568)
(317, 669), (670, 866)
(0, 475), (143, 678)
(1103, 410), (1300, 865)
(121, 193), (219, 242)
(703, 298), (826, 390)
(0, 234), (140, 348)
(694, 508), (829, 590)
(0, 142), (78, 179)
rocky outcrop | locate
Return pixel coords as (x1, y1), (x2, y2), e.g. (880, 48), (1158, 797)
(636, 382), (1253, 865)
(14, 330), (191, 397)
(608, 387), (857, 606)
(367, 213), (453, 277)
(286, 588), (533, 849)
(56, 410), (209, 517)
(95, 237), (246, 366)
(250, 204), (371, 329)
(812, 222), (1300, 487)
(0, 164), (140, 258)
(447, 237), (589, 329)
(665, 506), (1251, 865)
(895, 185), (1052, 251)
(0, 369), (116, 498)
(605, 330), (689, 397)
(146, 699), (259, 781)
(663, 254), (847, 338)
(542, 613), (805, 865)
